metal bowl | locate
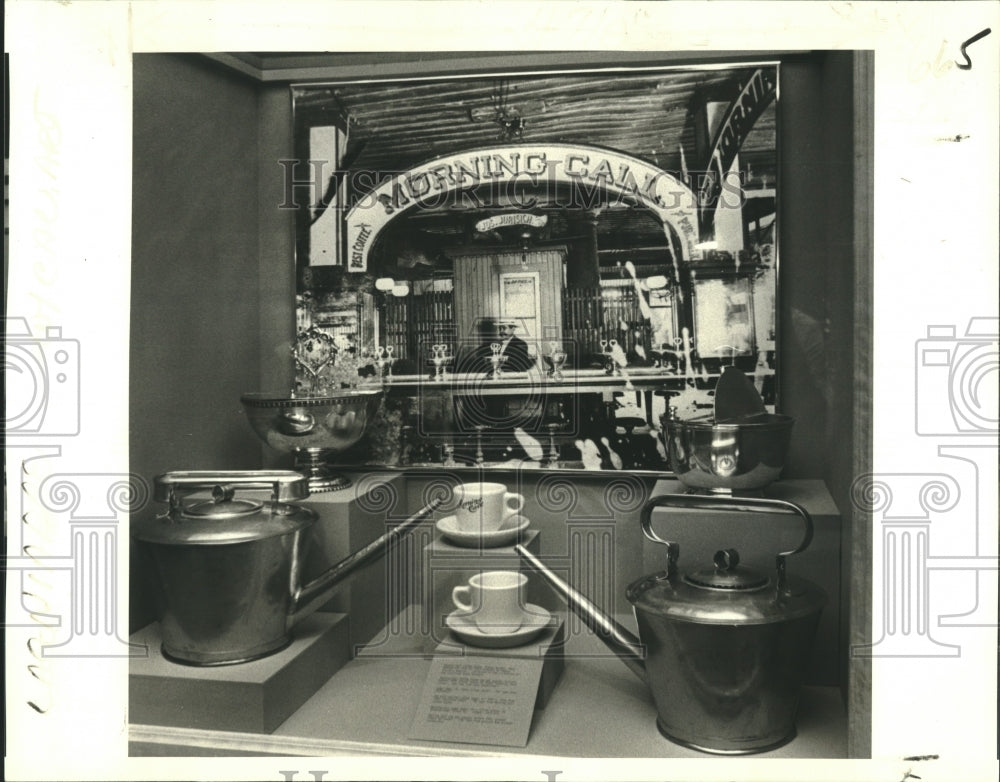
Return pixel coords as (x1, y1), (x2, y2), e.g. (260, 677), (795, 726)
(663, 413), (794, 494)
(241, 390), (383, 491)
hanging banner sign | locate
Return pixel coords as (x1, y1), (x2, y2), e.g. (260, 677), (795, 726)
(475, 213), (548, 233)
(698, 68), (777, 234)
(342, 144), (699, 272)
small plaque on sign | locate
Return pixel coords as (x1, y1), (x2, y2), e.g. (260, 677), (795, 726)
(408, 656), (544, 747)
(474, 213), (548, 233)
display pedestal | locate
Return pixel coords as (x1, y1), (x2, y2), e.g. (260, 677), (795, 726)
(128, 613), (350, 734)
(131, 603), (848, 759)
(434, 614), (566, 710)
(301, 472), (414, 655)
(421, 529), (546, 648)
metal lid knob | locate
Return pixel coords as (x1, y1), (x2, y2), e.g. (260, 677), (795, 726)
(684, 548), (769, 591)
(183, 484), (264, 519)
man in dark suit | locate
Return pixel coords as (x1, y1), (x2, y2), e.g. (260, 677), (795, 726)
(497, 320), (534, 372)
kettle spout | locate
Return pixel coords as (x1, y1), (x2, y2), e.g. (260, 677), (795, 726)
(515, 544), (646, 682)
(288, 496), (443, 628)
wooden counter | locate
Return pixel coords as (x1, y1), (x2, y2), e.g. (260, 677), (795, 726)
(365, 366), (774, 397)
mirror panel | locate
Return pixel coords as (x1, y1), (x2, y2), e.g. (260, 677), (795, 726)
(291, 63), (778, 473)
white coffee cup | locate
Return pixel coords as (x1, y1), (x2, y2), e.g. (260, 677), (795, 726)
(452, 570), (528, 634)
(454, 482), (525, 533)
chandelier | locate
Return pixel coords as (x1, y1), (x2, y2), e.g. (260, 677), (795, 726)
(492, 80), (526, 141)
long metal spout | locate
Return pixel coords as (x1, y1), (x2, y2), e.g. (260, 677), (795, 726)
(515, 544), (646, 681)
(289, 496), (443, 627)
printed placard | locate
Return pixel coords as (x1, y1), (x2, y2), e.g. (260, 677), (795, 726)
(408, 655), (544, 747)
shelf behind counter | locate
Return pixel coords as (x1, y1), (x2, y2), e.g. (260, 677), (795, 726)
(367, 366), (774, 397)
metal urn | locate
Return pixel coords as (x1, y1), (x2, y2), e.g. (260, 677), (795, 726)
(517, 492), (826, 754)
(133, 470), (441, 665)
(241, 389), (382, 492)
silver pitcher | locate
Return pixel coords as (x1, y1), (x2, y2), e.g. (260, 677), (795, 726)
(517, 492), (826, 754)
(134, 470), (441, 665)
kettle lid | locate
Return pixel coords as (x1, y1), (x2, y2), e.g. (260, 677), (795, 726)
(184, 484), (265, 519)
(133, 471), (318, 545)
(627, 564), (826, 626)
(683, 548), (769, 591)
(632, 493), (828, 624)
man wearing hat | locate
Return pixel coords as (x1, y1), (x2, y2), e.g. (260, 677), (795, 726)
(497, 319), (533, 372)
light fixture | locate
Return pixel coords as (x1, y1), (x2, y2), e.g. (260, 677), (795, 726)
(391, 283), (409, 298)
(374, 277), (395, 292)
(645, 275), (668, 290)
(492, 80), (525, 142)
(520, 230), (532, 266)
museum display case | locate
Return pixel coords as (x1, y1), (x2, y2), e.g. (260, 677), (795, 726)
(128, 50), (872, 758)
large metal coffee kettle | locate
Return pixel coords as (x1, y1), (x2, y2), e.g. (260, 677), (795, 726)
(516, 493), (826, 754)
(134, 470), (441, 666)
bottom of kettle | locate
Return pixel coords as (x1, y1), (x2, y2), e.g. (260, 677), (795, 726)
(655, 719), (796, 755)
(160, 636), (292, 667)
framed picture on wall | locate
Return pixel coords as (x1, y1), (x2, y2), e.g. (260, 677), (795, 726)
(499, 271), (541, 352)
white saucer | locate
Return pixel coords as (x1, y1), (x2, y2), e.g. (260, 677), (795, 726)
(445, 604), (554, 648)
(436, 515), (530, 548)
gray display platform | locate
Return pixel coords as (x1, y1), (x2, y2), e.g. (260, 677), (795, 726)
(129, 612), (350, 734)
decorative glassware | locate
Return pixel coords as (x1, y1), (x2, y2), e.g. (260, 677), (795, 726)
(241, 327), (382, 492)
(488, 342), (507, 380)
(431, 343), (452, 382)
(546, 341), (568, 382)
(545, 422), (563, 467)
(371, 345), (396, 382)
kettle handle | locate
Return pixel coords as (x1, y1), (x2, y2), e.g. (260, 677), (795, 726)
(154, 470), (311, 507)
(639, 493), (814, 591)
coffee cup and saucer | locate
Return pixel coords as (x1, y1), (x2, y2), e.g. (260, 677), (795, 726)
(446, 570), (553, 648)
(436, 514), (530, 548)
(437, 482), (530, 548)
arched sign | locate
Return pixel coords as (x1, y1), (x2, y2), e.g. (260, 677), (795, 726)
(698, 68), (777, 236)
(342, 144), (699, 273)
